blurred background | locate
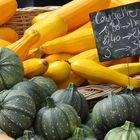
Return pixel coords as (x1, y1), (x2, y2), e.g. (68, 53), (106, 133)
(16, 0), (72, 8)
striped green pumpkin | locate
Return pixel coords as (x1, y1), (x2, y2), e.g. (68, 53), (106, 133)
(0, 47), (24, 91)
(35, 97), (81, 140)
(51, 83), (89, 121)
(16, 130), (45, 140)
(92, 93), (140, 132)
(67, 127), (97, 140)
(104, 121), (140, 140)
(30, 76), (57, 96)
(0, 90), (36, 138)
(12, 80), (42, 110)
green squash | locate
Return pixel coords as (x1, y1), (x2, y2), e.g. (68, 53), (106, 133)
(12, 80), (42, 110)
(16, 130), (45, 140)
(80, 124), (95, 137)
(30, 76), (57, 96)
(85, 114), (106, 140)
(0, 47), (24, 91)
(92, 93), (140, 132)
(104, 121), (140, 140)
(67, 127), (97, 140)
(51, 83), (89, 121)
(34, 97), (81, 140)
(0, 90), (36, 138)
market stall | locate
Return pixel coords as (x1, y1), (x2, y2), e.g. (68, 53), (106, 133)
(0, 0), (140, 139)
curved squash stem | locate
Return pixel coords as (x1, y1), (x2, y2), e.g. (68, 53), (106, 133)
(121, 121), (134, 131)
(46, 97), (56, 108)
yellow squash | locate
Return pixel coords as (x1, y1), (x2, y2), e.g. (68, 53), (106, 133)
(43, 61), (71, 83)
(71, 59), (140, 89)
(0, 27), (18, 43)
(77, 22), (92, 30)
(109, 63), (140, 76)
(58, 71), (86, 89)
(88, 62), (140, 85)
(44, 53), (73, 63)
(7, 30), (40, 61)
(0, 39), (11, 46)
(23, 58), (48, 78)
(68, 48), (113, 66)
(68, 48), (135, 66)
(0, 0), (17, 25)
(109, 0), (139, 8)
(41, 28), (95, 54)
(68, 48), (99, 63)
(25, 16), (68, 44)
(32, 11), (53, 24)
(27, 48), (42, 59)
(47, 0), (114, 31)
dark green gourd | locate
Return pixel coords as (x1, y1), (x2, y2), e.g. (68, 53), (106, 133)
(80, 124), (95, 137)
(12, 80), (42, 110)
(0, 90), (36, 138)
(104, 121), (140, 140)
(16, 130), (45, 140)
(0, 47), (24, 91)
(51, 83), (89, 121)
(30, 76), (57, 96)
(67, 127), (97, 140)
(92, 93), (140, 132)
(34, 97), (81, 140)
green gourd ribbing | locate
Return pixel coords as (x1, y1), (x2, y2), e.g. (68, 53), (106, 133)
(92, 93), (140, 132)
(34, 97), (81, 140)
(30, 76), (57, 96)
(12, 80), (42, 110)
(67, 127), (97, 140)
(80, 124), (95, 137)
(51, 83), (89, 121)
(0, 90), (36, 138)
(16, 130), (45, 140)
(84, 114), (106, 140)
(0, 47), (24, 91)
(104, 121), (140, 140)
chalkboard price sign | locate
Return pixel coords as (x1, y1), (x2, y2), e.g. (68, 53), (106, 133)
(90, 2), (140, 62)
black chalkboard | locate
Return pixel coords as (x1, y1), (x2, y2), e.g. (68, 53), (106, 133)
(90, 2), (140, 62)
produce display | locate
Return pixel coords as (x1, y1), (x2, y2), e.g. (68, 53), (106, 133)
(0, 0), (140, 139)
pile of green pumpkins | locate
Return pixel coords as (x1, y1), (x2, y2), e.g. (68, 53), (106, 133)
(1, 46), (140, 140)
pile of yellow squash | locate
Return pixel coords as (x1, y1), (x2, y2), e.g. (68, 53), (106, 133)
(0, 0), (140, 89)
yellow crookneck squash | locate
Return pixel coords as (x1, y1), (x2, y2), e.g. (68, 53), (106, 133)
(71, 59), (140, 89)
(109, 0), (140, 8)
(68, 48), (135, 66)
(25, 16), (68, 44)
(44, 53), (73, 63)
(7, 30), (40, 61)
(0, 0), (17, 25)
(32, 11), (53, 24)
(0, 39), (11, 46)
(43, 60), (71, 83)
(41, 28), (95, 55)
(26, 48), (42, 59)
(0, 27), (18, 43)
(46, 0), (116, 31)
(23, 58), (49, 78)
(58, 70), (86, 89)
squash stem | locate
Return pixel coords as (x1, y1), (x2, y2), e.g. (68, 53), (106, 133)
(72, 128), (85, 139)
(23, 130), (34, 139)
(46, 97), (56, 108)
(121, 121), (134, 131)
(67, 82), (77, 91)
